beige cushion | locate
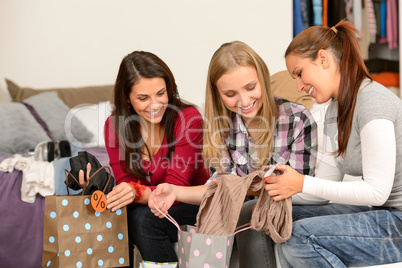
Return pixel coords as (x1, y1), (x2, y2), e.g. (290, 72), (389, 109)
(6, 78), (114, 108)
(271, 70), (313, 110)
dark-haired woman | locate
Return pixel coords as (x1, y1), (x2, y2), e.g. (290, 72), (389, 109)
(104, 51), (209, 264)
(265, 20), (402, 267)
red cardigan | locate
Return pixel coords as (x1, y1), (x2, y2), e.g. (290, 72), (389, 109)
(104, 106), (209, 195)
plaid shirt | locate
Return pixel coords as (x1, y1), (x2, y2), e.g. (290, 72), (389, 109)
(208, 98), (317, 182)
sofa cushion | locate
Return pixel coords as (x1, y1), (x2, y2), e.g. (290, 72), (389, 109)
(6, 78), (114, 108)
(0, 92), (93, 155)
(271, 70), (313, 109)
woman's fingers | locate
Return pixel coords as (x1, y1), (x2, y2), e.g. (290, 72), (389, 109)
(86, 163), (92, 181)
(274, 164), (287, 172)
(152, 188), (161, 196)
(78, 163), (92, 189)
(263, 174), (280, 184)
(272, 195), (285, 201)
(110, 197), (132, 211)
(107, 183), (136, 211)
(211, 178), (220, 185)
(78, 170), (86, 188)
(263, 165), (304, 201)
(150, 200), (168, 218)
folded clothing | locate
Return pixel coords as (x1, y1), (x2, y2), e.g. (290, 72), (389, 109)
(0, 154), (55, 203)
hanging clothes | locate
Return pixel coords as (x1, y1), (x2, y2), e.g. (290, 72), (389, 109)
(367, 0), (378, 43)
(312, 0), (323, 25)
(294, 0), (306, 37)
(322, 0), (328, 26)
(328, 0), (347, 26)
(386, 0), (398, 49)
(354, 0), (363, 32)
(373, 0), (383, 37)
(300, 0), (314, 28)
(379, 1), (387, 39)
(359, 0), (371, 60)
(345, 0), (353, 23)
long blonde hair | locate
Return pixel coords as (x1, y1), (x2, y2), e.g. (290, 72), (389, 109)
(203, 41), (278, 172)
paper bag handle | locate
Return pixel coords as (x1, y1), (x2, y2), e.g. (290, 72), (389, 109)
(64, 165), (112, 196)
(234, 223), (252, 235)
(153, 205), (181, 231)
(153, 205), (252, 235)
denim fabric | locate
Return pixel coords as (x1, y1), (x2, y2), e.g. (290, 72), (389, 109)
(277, 204), (402, 268)
(127, 203), (199, 264)
(235, 199), (277, 268)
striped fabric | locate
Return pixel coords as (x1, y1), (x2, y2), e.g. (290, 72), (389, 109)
(207, 98), (318, 183)
(366, 0), (377, 38)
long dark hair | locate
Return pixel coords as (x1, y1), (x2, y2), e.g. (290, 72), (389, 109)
(285, 20), (371, 157)
(112, 51), (190, 178)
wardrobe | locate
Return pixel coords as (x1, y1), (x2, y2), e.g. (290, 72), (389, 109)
(293, 0), (401, 98)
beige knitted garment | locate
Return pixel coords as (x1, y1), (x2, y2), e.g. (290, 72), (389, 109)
(196, 169), (292, 244)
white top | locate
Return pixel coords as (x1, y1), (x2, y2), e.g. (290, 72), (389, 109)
(303, 79), (402, 211)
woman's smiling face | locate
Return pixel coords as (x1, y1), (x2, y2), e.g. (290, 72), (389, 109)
(216, 65), (263, 121)
(285, 51), (340, 103)
(128, 77), (169, 126)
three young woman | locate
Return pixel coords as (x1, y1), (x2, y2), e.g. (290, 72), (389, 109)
(265, 20), (402, 267)
(80, 18), (402, 267)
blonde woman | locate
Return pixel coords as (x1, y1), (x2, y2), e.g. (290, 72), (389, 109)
(149, 41), (319, 267)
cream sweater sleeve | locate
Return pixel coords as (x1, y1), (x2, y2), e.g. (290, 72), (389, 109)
(303, 119), (395, 206)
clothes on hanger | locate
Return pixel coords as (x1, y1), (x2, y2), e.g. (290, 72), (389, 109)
(293, 0), (399, 51)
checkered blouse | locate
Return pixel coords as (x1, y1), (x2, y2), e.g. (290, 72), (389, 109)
(207, 98), (318, 183)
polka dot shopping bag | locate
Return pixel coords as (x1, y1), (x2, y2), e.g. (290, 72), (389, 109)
(42, 167), (129, 268)
(154, 206), (250, 268)
(177, 225), (235, 268)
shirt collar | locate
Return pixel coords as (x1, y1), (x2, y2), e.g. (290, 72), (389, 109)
(232, 113), (248, 135)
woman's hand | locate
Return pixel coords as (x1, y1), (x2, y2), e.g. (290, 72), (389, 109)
(264, 164), (305, 201)
(78, 163), (92, 190)
(107, 182), (136, 212)
(148, 183), (177, 218)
